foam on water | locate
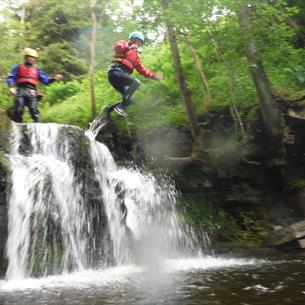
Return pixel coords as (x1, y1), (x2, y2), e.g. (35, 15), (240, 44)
(0, 257), (264, 292)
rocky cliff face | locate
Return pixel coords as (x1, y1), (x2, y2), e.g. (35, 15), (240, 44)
(95, 99), (305, 248)
(2, 97), (305, 269)
(0, 110), (11, 275)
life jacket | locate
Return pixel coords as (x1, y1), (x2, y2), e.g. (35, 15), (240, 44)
(112, 41), (137, 72)
(111, 40), (153, 78)
(16, 64), (39, 86)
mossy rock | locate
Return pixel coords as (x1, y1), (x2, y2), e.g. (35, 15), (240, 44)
(0, 108), (11, 154)
(0, 108), (11, 204)
(0, 109), (11, 206)
(0, 109), (11, 277)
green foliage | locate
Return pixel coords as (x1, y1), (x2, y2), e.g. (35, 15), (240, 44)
(0, 83), (13, 114)
(39, 67), (188, 130)
(42, 80), (81, 106)
(288, 177), (305, 190)
(182, 194), (267, 248)
(38, 42), (87, 80)
(232, 210), (268, 248)
(40, 71), (116, 127)
(1, 0), (305, 133)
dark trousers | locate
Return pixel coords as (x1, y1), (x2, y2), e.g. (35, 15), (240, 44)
(108, 70), (141, 109)
(13, 88), (40, 123)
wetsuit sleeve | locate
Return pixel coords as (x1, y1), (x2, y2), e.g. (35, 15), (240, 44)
(134, 53), (154, 78)
(7, 65), (19, 87)
(38, 68), (55, 85)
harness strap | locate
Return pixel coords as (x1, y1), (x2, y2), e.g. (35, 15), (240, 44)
(112, 55), (138, 69)
(17, 75), (37, 80)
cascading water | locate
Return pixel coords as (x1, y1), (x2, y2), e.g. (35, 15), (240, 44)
(7, 123), (102, 279)
(6, 122), (203, 281)
(2, 122), (281, 305)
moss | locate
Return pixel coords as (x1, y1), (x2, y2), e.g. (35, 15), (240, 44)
(0, 109), (11, 154)
(30, 244), (65, 277)
(228, 182), (256, 203)
(182, 193), (268, 249)
(246, 105), (259, 122)
(0, 259), (8, 277)
(288, 177), (305, 191)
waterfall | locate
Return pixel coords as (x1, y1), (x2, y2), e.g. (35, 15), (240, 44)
(6, 123), (202, 280)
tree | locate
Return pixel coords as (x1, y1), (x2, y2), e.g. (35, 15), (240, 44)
(0, 2), (27, 111)
(205, 26), (245, 136)
(89, 0), (98, 119)
(161, 0), (205, 163)
(239, 3), (285, 160)
(25, 0), (90, 78)
(184, 33), (211, 113)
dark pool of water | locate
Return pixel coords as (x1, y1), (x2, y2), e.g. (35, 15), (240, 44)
(0, 255), (304, 305)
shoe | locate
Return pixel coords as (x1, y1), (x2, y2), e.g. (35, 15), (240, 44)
(114, 104), (128, 117)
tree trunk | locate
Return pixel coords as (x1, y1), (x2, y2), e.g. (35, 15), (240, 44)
(239, 4), (285, 158)
(227, 59), (245, 135)
(161, 0), (204, 160)
(89, 0), (97, 119)
(184, 34), (211, 113)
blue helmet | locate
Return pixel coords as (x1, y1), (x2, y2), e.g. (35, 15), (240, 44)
(129, 31), (145, 42)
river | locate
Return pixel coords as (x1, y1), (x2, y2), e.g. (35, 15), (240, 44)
(1, 254), (305, 305)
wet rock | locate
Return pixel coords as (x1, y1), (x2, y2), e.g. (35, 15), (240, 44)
(138, 126), (192, 160)
(0, 109), (11, 153)
(266, 220), (305, 247)
(0, 109), (11, 276)
(0, 206), (8, 275)
(93, 101), (305, 248)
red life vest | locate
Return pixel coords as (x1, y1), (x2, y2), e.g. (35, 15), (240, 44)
(16, 64), (39, 86)
(112, 40), (154, 78)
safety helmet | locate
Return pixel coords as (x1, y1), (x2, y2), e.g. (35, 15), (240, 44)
(23, 47), (38, 58)
(129, 31), (145, 42)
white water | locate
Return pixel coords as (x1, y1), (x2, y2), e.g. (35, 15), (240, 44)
(0, 257), (263, 292)
(7, 124), (91, 279)
(6, 123), (202, 281)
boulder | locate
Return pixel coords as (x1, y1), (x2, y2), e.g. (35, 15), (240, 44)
(266, 220), (305, 247)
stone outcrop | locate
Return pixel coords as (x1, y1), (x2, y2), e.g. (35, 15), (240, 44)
(266, 220), (305, 247)
(94, 99), (305, 249)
